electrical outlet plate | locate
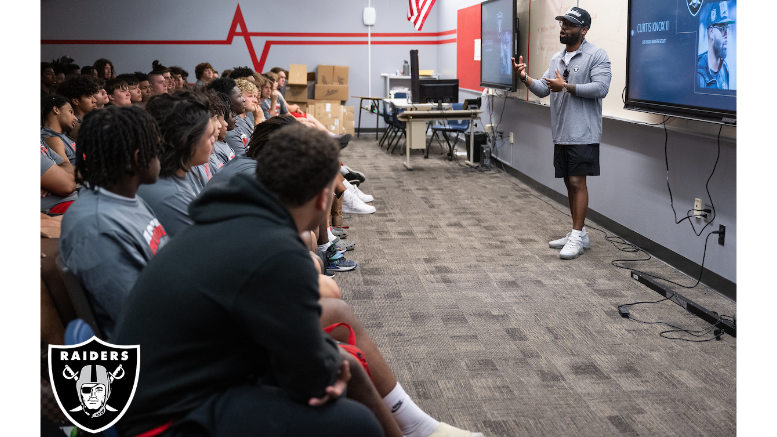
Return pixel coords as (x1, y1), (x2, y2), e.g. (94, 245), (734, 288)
(693, 198), (703, 218)
(509, 132), (514, 143)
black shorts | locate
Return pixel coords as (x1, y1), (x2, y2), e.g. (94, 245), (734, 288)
(554, 143), (600, 178)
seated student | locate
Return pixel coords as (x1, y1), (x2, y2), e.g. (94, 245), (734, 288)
(56, 75), (99, 141)
(116, 73), (142, 104)
(80, 65), (98, 78)
(151, 60), (175, 94)
(234, 78), (263, 127)
(137, 92), (215, 237)
(228, 65), (256, 81)
(194, 62), (217, 87)
(93, 58), (114, 81)
(40, 142), (77, 215)
(207, 77), (249, 156)
(93, 79), (110, 109)
(105, 78), (132, 107)
(169, 66), (188, 90)
(147, 66), (169, 97)
(114, 125), (480, 437)
(41, 62), (58, 95)
(59, 106), (168, 339)
(204, 89), (235, 174)
(134, 72), (152, 104)
(269, 66), (287, 96)
(41, 94), (78, 164)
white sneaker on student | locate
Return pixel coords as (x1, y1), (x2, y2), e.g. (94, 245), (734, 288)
(342, 189), (376, 214)
(559, 233), (585, 259)
(343, 180), (374, 203)
(549, 231), (590, 249)
(428, 422), (484, 437)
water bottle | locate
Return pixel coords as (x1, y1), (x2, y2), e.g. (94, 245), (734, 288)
(402, 60), (410, 76)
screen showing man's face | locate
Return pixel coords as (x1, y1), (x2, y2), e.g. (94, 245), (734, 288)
(80, 383), (107, 410)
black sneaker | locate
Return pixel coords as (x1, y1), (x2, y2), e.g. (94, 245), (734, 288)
(336, 134), (352, 149)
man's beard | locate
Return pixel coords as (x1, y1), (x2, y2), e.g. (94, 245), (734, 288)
(560, 31), (581, 45)
(713, 37), (727, 60)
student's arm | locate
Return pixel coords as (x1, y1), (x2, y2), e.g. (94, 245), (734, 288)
(41, 165), (76, 196)
(275, 92), (299, 113)
(44, 136), (69, 162)
(234, 248), (341, 403)
(269, 93), (279, 117)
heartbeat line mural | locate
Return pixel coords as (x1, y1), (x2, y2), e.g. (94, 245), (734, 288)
(42, 4), (456, 72)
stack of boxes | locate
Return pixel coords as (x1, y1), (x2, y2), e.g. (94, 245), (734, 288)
(283, 64), (355, 136)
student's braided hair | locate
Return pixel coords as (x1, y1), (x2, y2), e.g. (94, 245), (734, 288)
(246, 116), (299, 159)
(76, 106), (161, 189)
(145, 92), (211, 177)
(203, 89), (229, 118)
(41, 94), (70, 125)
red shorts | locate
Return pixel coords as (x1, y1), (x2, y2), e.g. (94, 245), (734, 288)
(290, 111), (308, 119)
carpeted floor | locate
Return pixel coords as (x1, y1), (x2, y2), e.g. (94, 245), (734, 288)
(334, 136), (736, 436)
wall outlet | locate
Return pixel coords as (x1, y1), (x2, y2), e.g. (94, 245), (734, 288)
(693, 198), (703, 219)
(509, 132), (514, 143)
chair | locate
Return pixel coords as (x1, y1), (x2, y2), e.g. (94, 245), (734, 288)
(56, 256), (105, 339)
(378, 100), (395, 149)
(426, 103), (469, 160)
(387, 102), (407, 154)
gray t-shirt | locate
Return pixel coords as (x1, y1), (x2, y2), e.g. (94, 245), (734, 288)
(60, 187), (169, 338)
(40, 143), (78, 213)
(260, 98), (288, 121)
(137, 175), (198, 237)
(225, 129), (250, 157)
(211, 140), (235, 173)
(188, 164), (211, 192)
(41, 127), (77, 165)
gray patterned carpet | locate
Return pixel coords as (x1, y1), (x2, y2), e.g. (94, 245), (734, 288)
(335, 137), (736, 437)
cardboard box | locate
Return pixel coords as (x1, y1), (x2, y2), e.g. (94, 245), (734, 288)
(285, 84), (309, 102)
(288, 64), (307, 85)
(342, 105), (354, 122)
(317, 65), (349, 85)
(310, 100), (342, 135)
(315, 84), (348, 101)
(332, 65), (348, 85)
(343, 119), (355, 135)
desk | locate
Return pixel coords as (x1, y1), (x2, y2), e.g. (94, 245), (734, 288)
(352, 96), (383, 140)
(397, 109), (482, 170)
(380, 73), (439, 98)
(383, 99), (451, 111)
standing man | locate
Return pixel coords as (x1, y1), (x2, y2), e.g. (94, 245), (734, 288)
(512, 6), (611, 259)
(697, 1), (734, 90)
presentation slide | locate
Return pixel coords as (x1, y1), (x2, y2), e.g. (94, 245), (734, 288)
(481, 0), (513, 88)
(628, 0), (736, 113)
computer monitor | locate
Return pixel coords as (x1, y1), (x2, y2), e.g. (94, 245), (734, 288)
(418, 79), (459, 109)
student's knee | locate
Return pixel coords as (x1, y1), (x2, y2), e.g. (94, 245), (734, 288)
(319, 275), (342, 299)
(567, 176), (587, 192)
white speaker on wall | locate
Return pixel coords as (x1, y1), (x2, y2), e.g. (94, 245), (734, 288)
(363, 7), (376, 26)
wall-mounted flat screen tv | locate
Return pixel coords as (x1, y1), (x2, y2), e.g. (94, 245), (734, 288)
(625, 0), (736, 124)
(480, 0), (518, 91)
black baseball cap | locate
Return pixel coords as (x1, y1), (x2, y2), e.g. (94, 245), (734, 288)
(556, 7), (591, 28)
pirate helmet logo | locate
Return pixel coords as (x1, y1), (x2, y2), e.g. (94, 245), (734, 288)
(49, 336), (140, 434)
(687, 0), (703, 16)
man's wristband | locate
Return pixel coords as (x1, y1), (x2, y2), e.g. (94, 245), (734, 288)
(520, 74), (529, 84)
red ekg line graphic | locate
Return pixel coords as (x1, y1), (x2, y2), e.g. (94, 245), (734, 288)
(42, 4), (457, 72)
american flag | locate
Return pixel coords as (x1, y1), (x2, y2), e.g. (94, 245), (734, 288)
(407, 0), (436, 31)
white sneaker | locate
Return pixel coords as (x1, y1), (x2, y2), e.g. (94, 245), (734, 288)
(351, 185), (374, 203)
(559, 234), (585, 259)
(342, 189), (376, 214)
(549, 232), (590, 249)
(342, 180), (374, 203)
(428, 422), (484, 437)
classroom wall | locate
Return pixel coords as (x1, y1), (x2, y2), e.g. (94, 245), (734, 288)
(41, 0), (450, 110)
(436, 0), (736, 284)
